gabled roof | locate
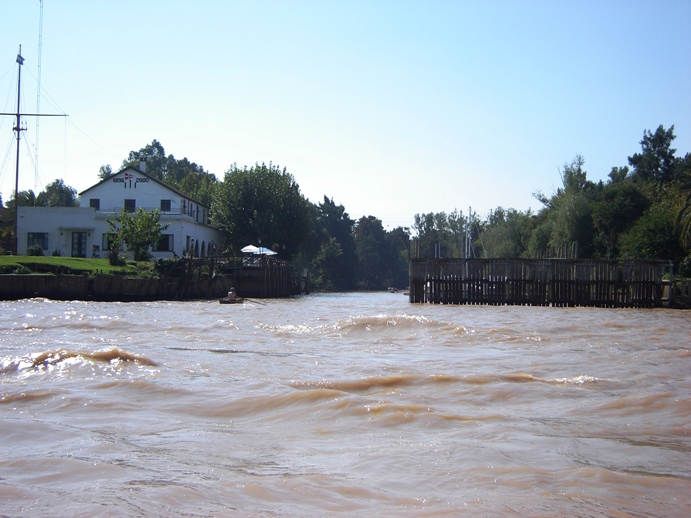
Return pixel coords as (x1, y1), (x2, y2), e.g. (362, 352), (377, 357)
(79, 166), (208, 209)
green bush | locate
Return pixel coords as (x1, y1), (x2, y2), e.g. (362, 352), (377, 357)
(108, 248), (127, 267)
(27, 245), (44, 256)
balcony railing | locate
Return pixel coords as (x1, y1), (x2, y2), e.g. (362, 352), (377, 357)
(93, 207), (209, 224)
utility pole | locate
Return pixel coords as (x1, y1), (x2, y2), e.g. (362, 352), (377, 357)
(1, 47), (67, 255)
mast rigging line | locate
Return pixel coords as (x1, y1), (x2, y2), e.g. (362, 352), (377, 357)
(36, 0), (44, 190)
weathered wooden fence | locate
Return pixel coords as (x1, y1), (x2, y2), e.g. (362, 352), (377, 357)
(409, 258), (675, 308)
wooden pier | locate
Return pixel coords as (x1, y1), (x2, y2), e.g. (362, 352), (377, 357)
(409, 258), (675, 308)
(219, 255), (306, 298)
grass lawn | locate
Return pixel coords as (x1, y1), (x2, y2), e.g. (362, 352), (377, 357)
(0, 255), (137, 275)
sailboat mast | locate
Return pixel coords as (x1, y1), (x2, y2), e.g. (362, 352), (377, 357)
(12, 46), (25, 256)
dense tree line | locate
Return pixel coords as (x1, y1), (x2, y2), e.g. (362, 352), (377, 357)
(462, 125), (691, 275)
(3, 124), (690, 284)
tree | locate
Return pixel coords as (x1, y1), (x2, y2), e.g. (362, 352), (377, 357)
(534, 156), (598, 258)
(592, 182), (650, 258)
(123, 141), (218, 208)
(123, 140), (167, 179)
(98, 164), (114, 181)
(676, 155), (691, 251)
(618, 195), (683, 261)
(212, 162), (311, 259)
(628, 125), (677, 184)
(313, 197), (357, 290)
(6, 189), (44, 208)
(107, 208), (169, 261)
(383, 226), (410, 288)
(311, 237), (345, 291)
(42, 178), (78, 207)
(412, 210), (470, 258)
(479, 207), (532, 258)
(608, 166), (629, 184)
(173, 161), (218, 209)
(354, 216), (388, 289)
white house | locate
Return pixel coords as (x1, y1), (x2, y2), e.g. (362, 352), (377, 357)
(17, 164), (225, 258)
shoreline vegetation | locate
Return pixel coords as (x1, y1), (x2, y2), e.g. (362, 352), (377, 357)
(1, 125), (690, 294)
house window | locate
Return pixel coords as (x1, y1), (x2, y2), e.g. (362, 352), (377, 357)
(155, 234), (174, 251)
(27, 232), (48, 250)
(160, 199), (171, 212)
(90, 199), (100, 210)
(124, 199), (136, 212)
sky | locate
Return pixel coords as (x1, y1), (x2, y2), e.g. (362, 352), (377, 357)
(1, 0), (689, 231)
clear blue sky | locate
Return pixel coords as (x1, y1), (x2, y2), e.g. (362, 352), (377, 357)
(1, 0), (689, 230)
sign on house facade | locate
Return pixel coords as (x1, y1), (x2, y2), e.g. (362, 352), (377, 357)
(17, 166), (225, 258)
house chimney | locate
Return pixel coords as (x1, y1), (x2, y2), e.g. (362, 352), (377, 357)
(139, 158), (146, 173)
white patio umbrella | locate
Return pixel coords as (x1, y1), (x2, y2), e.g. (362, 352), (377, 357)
(254, 247), (277, 255)
(241, 244), (260, 253)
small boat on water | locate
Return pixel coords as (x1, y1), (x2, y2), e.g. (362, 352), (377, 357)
(219, 297), (245, 304)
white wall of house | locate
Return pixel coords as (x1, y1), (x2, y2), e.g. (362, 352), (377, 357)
(16, 167), (225, 258)
(80, 166), (209, 225)
(17, 206), (98, 258)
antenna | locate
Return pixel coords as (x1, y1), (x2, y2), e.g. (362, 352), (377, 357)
(35, 0), (44, 189)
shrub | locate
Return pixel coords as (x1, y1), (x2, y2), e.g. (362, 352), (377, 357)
(108, 248), (127, 267)
(27, 245), (44, 256)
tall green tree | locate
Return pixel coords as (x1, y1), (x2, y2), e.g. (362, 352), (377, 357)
(628, 125), (677, 184)
(42, 178), (78, 207)
(354, 216), (388, 289)
(313, 197), (357, 290)
(479, 207), (532, 258)
(123, 140), (218, 208)
(383, 226), (410, 288)
(618, 187), (684, 261)
(412, 210), (472, 258)
(675, 156), (691, 252)
(107, 208), (169, 261)
(124, 140), (168, 179)
(212, 162), (310, 259)
(534, 156), (599, 258)
(98, 164), (114, 181)
(591, 182), (650, 258)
